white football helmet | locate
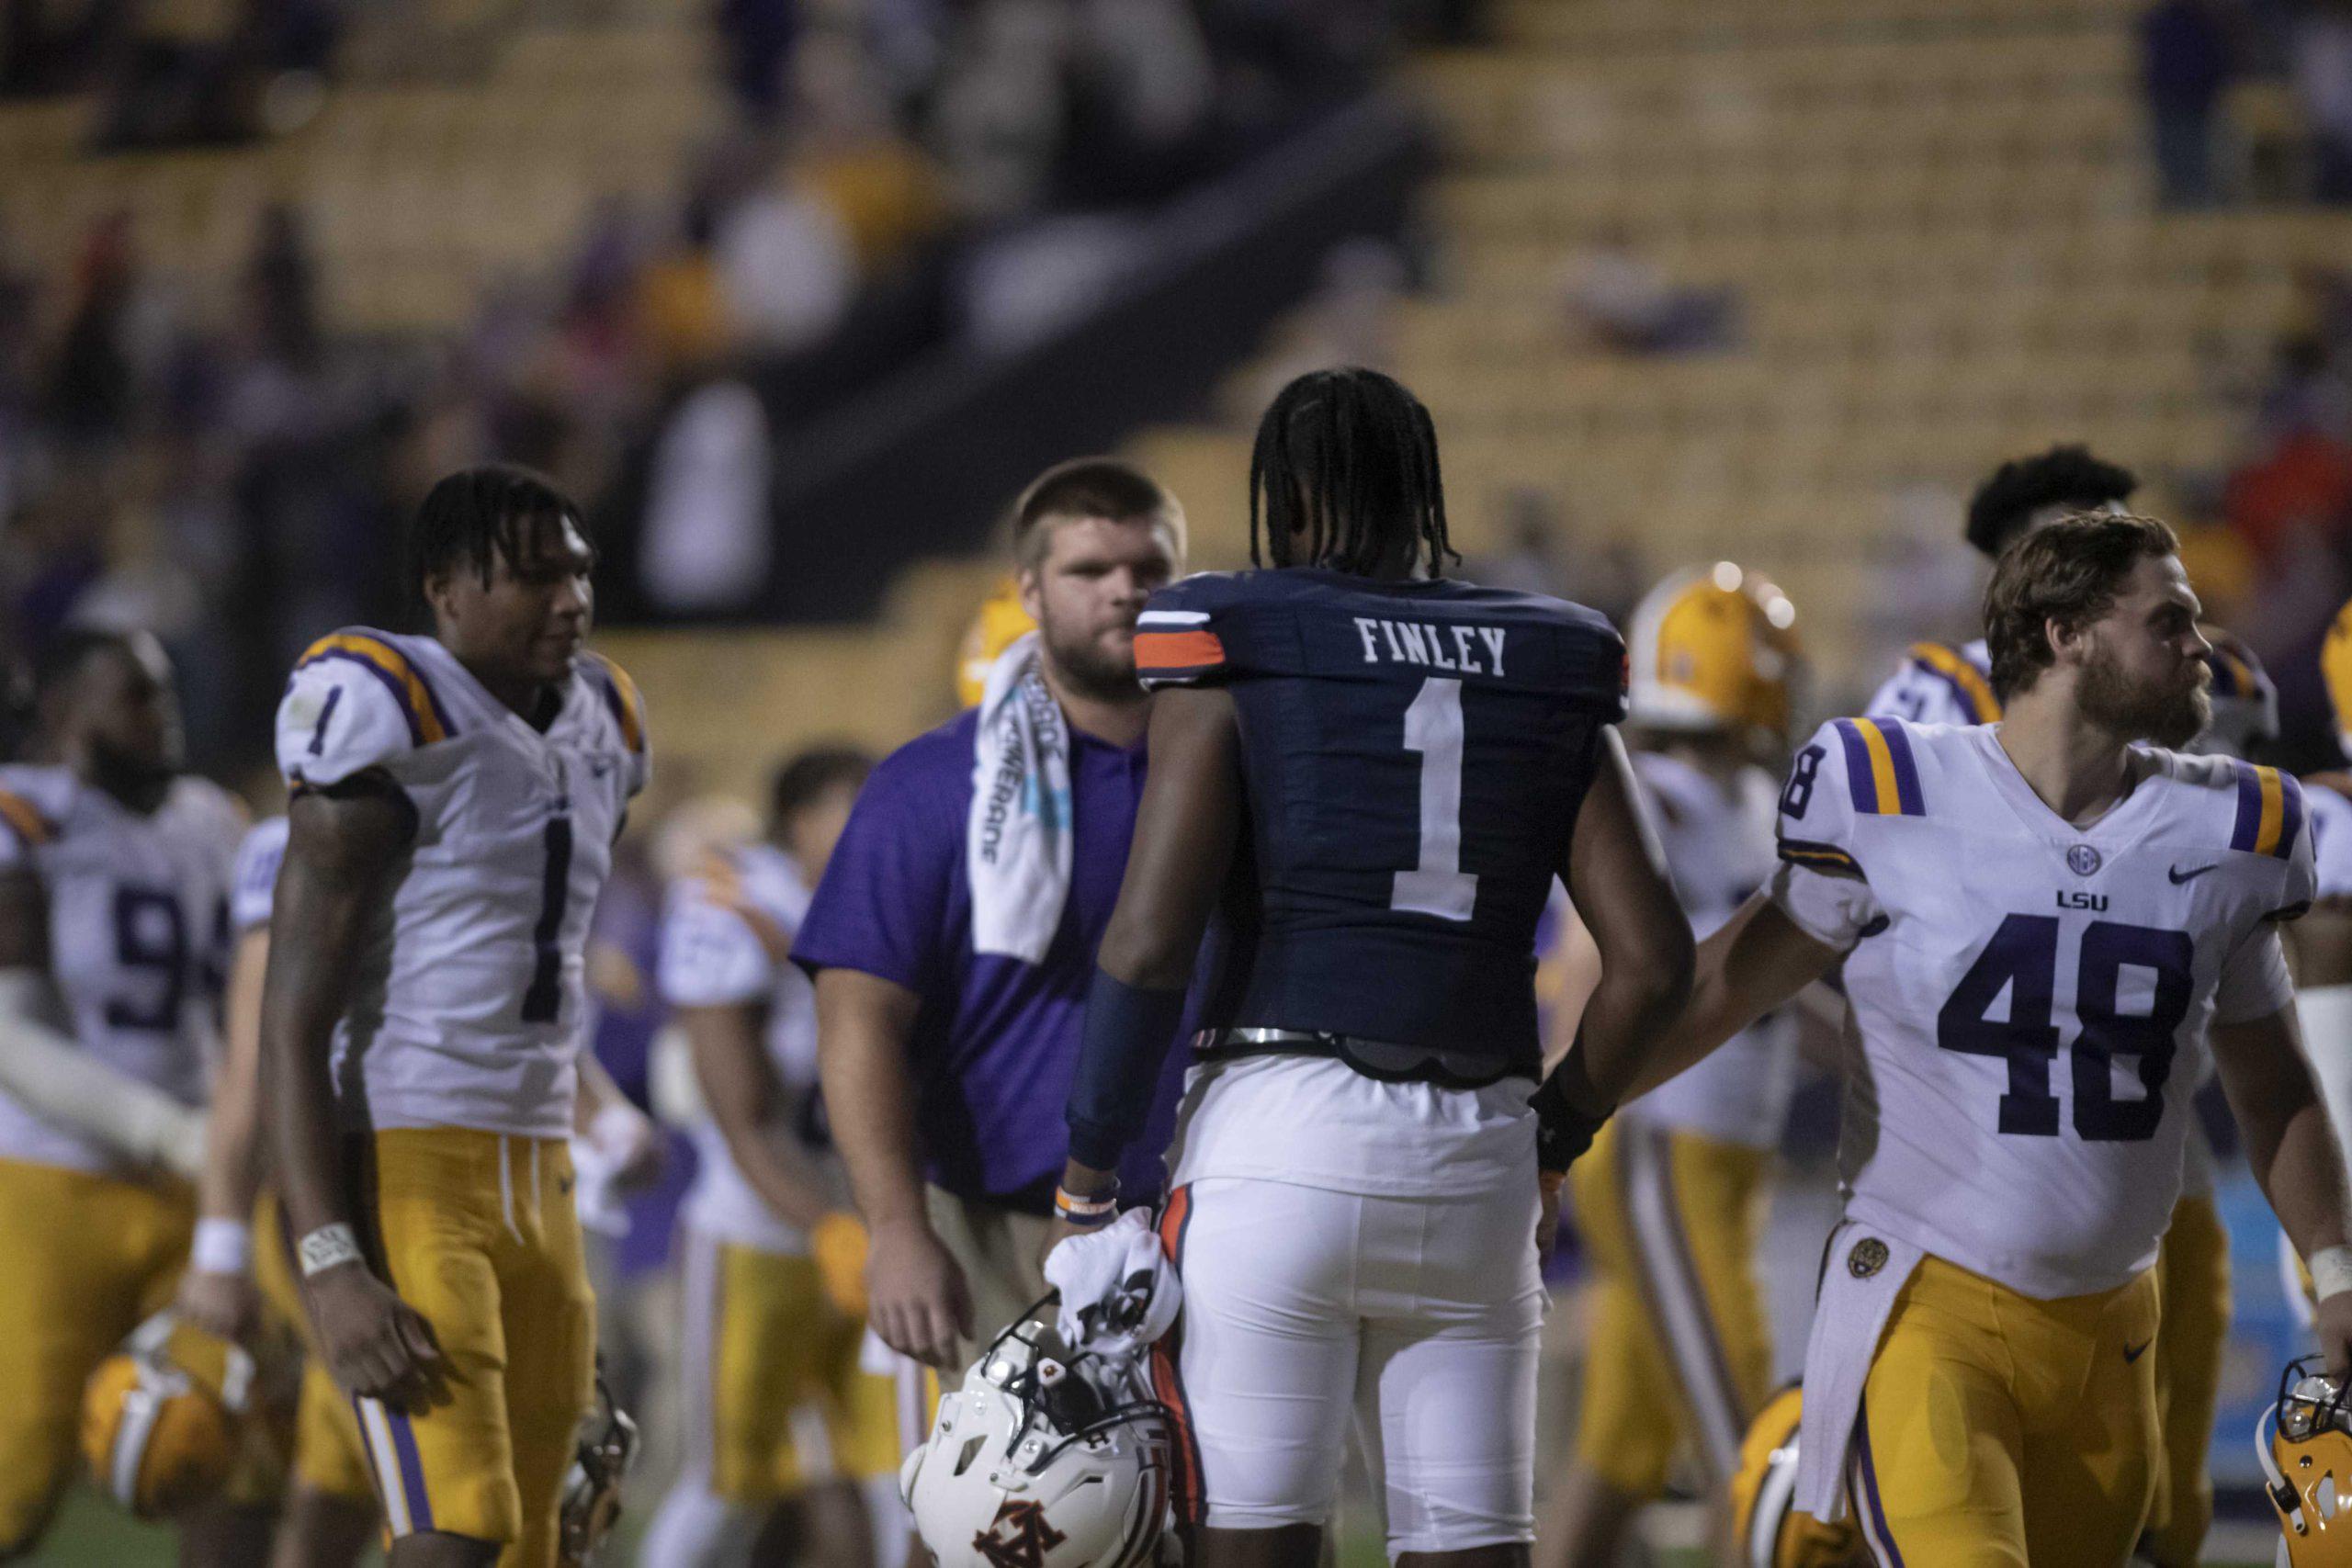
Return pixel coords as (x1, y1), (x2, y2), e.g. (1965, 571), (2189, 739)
(902, 1316), (1172, 1568)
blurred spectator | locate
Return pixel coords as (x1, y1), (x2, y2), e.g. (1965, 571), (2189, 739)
(1559, 231), (1740, 356)
(43, 213), (143, 446)
(2293, 0), (2352, 201)
(2141, 0), (2233, 206)
(714, 164), (856, 351)
(638, 378), (774, 614)
(786, 29), (948, 276)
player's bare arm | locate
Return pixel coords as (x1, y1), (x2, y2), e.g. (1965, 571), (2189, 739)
(1555, 729), (1695, 1103)
(817, 964), (970, 1367)
(680, 999), (837, 1231)
(176, 919), (271, 1343)
(1621, 892), (1844, 1103)
(2211, 999), (2352, 1371)
(262, 780), (445, 1409)
(1050, 684), (1242, 1259)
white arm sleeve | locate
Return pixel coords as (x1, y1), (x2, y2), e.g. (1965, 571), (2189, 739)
(0, 970), (204, 1177)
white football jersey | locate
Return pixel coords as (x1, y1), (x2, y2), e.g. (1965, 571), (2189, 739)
(1625, 750), (1796, 1148)
(232, 815), (288, 934)
(0, 766), (242, 1173)
(657, 841), (830, 1253)
(272, 628), (650, 1140)
(1864, 637), (2002, 728)
(1771, 716), (2309, 1299)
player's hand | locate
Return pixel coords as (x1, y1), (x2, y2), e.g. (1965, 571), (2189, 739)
(175, 1268), (260, 1345)
(587, 1101), (664, 1192)
(2318, 1291), (2352, 1379)
(305, 1264), (448, 1411)
(1536, 1171), (1566, 1270)
(866, 1217), (971, 1371)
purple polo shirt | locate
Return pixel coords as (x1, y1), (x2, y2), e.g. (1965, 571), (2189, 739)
(792, 707), (1193, 1207)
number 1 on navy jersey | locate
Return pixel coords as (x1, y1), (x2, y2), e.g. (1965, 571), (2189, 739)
(1391, 677), (1477, 921)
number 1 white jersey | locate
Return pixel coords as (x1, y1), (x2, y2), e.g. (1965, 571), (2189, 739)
(0, 766), (243, 1173)
(273, 629), (650, 1140)
(1770, 717), (2309, 1299)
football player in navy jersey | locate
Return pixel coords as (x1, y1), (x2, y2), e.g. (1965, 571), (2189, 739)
(1046, 368), (1695, 1568)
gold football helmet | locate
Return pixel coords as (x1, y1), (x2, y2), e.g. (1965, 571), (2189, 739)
(1728, 1385), (1866, 1568)
(81, 1310), (257, 1518)
(956, 578), (1037, 707)
(1626, 562), (1804, 750)
(2266, 1357), (2352, 1563)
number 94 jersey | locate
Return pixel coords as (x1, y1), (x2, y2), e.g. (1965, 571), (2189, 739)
(273, 629), (650, 1141)
(0, 765), (242, 1174)
(1135, 568), (1627, 1074)
(1770, 716), (2311, 1299)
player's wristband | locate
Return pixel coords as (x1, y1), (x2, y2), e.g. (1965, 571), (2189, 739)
(1054, 1186), (1121, 1229)
(191, 1217), (253, 1277)
(2311, 1245), (2352, 1303)
(297, 1222), (364, 1279)
(1066, 970), (1189, 1171)
(1532, 1038), (1613, 1176)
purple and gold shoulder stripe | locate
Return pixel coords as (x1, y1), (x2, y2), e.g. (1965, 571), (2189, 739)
(1833, 717), (1926, 818)
(1905, 641), (2000, 724)
(294, 633), (456, 749)
(2231, 761), (2303, 860)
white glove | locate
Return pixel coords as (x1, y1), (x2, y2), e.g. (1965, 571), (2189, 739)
(1044, 1207), (1182, 1360)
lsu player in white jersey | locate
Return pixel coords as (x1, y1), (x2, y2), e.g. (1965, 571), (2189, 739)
(1541, 564), (1804, 1568)
(261, 466), (650, 1568)
(1865, 445), (2137, 729)
(1632, 513), (2352, 1566)
(639, 746), (915, 1568)
(0, 627), (244, 1557)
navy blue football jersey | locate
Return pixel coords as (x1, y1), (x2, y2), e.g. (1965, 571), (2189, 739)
(1135, 567), (1628, 1071)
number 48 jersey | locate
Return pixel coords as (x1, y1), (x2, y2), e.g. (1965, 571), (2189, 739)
(1770, 716), (2312, 1299)
(1135, 568), (1628, 1076)
(273, 629), (650, 1140)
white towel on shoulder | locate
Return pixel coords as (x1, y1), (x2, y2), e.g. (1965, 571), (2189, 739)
(968, 631), (1074, 964)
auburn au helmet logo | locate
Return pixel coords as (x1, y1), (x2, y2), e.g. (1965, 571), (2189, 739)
(974, 1499), (1069, 1568)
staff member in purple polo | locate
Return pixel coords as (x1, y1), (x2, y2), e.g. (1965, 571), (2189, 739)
(796, 458), (1192, 1372)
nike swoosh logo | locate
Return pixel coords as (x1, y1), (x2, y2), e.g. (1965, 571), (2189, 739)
(2124, 1338), (2152, 1362)
(2168, 864), (2218, 885)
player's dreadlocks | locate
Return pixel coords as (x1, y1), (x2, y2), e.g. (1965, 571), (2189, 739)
(409, 463), (587, 604)
(1250, 367), (1456, 578)
(1964, 445), (2137, 558)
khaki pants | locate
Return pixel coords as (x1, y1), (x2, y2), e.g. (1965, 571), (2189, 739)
(924, 1186), (1053, 1385)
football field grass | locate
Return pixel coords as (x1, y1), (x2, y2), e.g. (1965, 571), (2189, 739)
(24, 1489), (2282, 1566)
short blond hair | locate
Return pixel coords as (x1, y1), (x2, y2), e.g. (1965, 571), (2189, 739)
(1011, 458), (1185, 573)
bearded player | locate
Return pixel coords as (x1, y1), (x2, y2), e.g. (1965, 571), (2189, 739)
(261, 465), (650, 1568)
(1633, 513), (2352, 1565)
(0, 628), (244, 1559)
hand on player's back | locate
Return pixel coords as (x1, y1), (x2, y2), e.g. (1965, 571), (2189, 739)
(867, 1217), (971, 1370)
(306, 1263), (448, 1410)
